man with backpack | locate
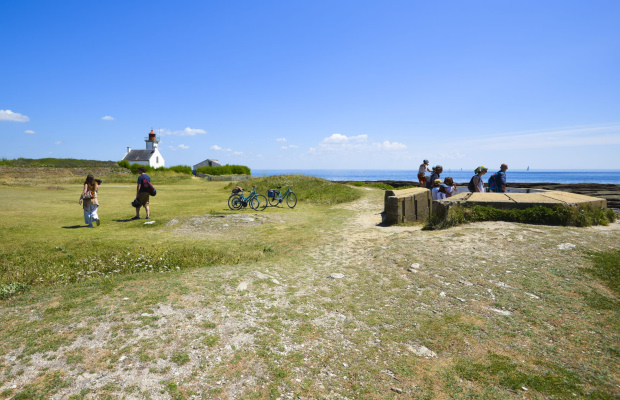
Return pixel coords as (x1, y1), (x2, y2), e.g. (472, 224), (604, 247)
(488, 163), (509, 193)
(133, 167), (153, 219)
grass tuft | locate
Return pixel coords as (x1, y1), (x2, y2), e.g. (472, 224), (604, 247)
(424, 204), (616, 230)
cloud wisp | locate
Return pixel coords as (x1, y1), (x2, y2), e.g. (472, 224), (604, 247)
(101, 116), (114, 121)
(211, 145), (232, 152)
(0, 110), (30, 122)
(310, 133), (406, 153)
(464, 124), (620, 151)
(160, 127), (208, 136)
(24, 130), (36, 134)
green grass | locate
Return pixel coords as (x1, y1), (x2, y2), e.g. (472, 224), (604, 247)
(227, 174), (361, 205)
(424, 204), (617, 230)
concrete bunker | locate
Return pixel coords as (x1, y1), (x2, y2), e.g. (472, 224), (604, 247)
(383, 187), (607, 225)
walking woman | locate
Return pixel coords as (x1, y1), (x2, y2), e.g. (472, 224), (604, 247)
(80, 174), (100, 227)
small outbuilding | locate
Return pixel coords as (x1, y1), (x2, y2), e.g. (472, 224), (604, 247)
(193, 159), (221, 170)
(122, 130), (165, 168)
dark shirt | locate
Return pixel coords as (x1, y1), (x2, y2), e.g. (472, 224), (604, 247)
(426, 172), (441, 189)
(137, 174), (151, 192)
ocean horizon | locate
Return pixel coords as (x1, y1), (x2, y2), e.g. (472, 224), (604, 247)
(252, 169), (620, 185)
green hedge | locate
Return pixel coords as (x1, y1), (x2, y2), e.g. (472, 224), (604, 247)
(424, 204), (617, 230)
(116, 161), (192, 175)
(1, 157), (118, 168)
(196, 165), (251, 176)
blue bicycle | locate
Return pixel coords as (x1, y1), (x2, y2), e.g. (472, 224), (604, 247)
(267, 185), (297, 208)
(228, 186), (267, 211)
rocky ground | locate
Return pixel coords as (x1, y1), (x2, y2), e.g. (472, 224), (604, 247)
(1, 188), (618, 399)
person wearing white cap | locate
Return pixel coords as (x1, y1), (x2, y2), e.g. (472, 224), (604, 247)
(417, 159), (432, 187)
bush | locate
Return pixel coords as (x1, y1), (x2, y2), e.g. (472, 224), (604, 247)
(196, 165), (251, 176)
(168, 165), (192, 175)
(424, 204), (616, 230)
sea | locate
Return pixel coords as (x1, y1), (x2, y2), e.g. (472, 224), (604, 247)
(252, 169), (620, 185)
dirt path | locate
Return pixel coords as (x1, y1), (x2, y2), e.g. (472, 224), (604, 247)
(1, 189), (619, 399)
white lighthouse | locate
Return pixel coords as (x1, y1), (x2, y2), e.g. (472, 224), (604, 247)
(122, 129), (166, 168)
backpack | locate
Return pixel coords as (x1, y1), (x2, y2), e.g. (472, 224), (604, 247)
(141, 178), (156, 196)
(468, 176), (476, 192)
(488, 172), (501, 192)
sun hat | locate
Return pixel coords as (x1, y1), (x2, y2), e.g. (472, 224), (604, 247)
(435, 165), (443, 170)
(423, 159), (429, 164)
(433, 179), (442, 185)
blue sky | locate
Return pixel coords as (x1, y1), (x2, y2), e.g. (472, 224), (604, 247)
(1, 0), (619, 170)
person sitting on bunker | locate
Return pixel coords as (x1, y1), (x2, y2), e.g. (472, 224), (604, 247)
(426, 165), (443, 189)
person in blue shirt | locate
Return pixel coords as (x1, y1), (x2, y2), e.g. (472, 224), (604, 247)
(133, 167), (151, 219)
(489, 163), (509, 193)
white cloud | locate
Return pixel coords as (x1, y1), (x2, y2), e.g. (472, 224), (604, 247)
(276, 138), (287, 142)
(281, 145), (300, 150)
(101, 116), (114, 121)
(178, 144), (190, 149)
(373, 141), (407, 150)
(24, 130), (35, 134)
(161, 127), (207, 136)
(210, 145), (231, 151)
(233, 151), (243, 155)
(315, 133), (369, 152)
(54, 141), (62, 145)
(0, 109), (30, 122)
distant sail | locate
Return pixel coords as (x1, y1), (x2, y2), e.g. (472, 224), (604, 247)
(527, 166), (530, 171)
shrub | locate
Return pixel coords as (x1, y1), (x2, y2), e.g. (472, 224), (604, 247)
(196, 165), (251, 176)
(168, 165), (192, 175)
(424, 204), (616, 230)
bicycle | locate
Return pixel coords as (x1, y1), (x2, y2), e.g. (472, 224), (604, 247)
(228, 186), (267, 211)
(267, 185), (297, 208)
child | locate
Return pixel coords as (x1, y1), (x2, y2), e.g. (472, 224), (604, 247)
(80, 174), (100, 227)
(417, 159), (432, 187)
(444, 177), (457, 197)
(431, 179), (446, 200)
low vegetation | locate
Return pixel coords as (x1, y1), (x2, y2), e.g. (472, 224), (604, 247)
(196, 164), (251, 176)
(227, 174), (361, 205)
(424, 204), (617, 230)
(0, 157), (118, 168)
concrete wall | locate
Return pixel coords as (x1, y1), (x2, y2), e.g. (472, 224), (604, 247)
(383, 188), (431, 224)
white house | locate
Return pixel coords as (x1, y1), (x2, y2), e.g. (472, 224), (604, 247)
(193, 159), (221, 170)
(122, 130), (165, 168)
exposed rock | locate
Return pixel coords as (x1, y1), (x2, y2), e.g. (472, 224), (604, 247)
(328, 273), (345, 279)
(406, 344), (437, 358)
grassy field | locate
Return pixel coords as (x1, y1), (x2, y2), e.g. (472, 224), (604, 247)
(0, 171), (618, 399)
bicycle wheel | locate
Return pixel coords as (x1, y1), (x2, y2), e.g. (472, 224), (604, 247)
(286, 192), (297, 208)
(251, 194), (268, 211)
(268, 191), (280, 206)
(228, 194), (243, 210)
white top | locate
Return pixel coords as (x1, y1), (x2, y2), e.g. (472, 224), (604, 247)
(431, 187), (446, 200)
(473, 174), (485, 192)
(418, 164), (428, 174)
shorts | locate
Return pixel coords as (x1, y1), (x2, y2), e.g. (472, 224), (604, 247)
(138, 192), (150, 207)
(417, 173), (426, 186)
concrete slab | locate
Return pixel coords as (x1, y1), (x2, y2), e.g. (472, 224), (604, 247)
(467, 193), (515, 203)
(540, 191), (606, 208)
(506, 193), (562, 204)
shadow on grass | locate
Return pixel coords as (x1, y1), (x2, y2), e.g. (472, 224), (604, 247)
(61, 225), (89, 229)
(113, 218), (139, 223)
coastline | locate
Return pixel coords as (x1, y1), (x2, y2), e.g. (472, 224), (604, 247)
(335, 180), (620, 209)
